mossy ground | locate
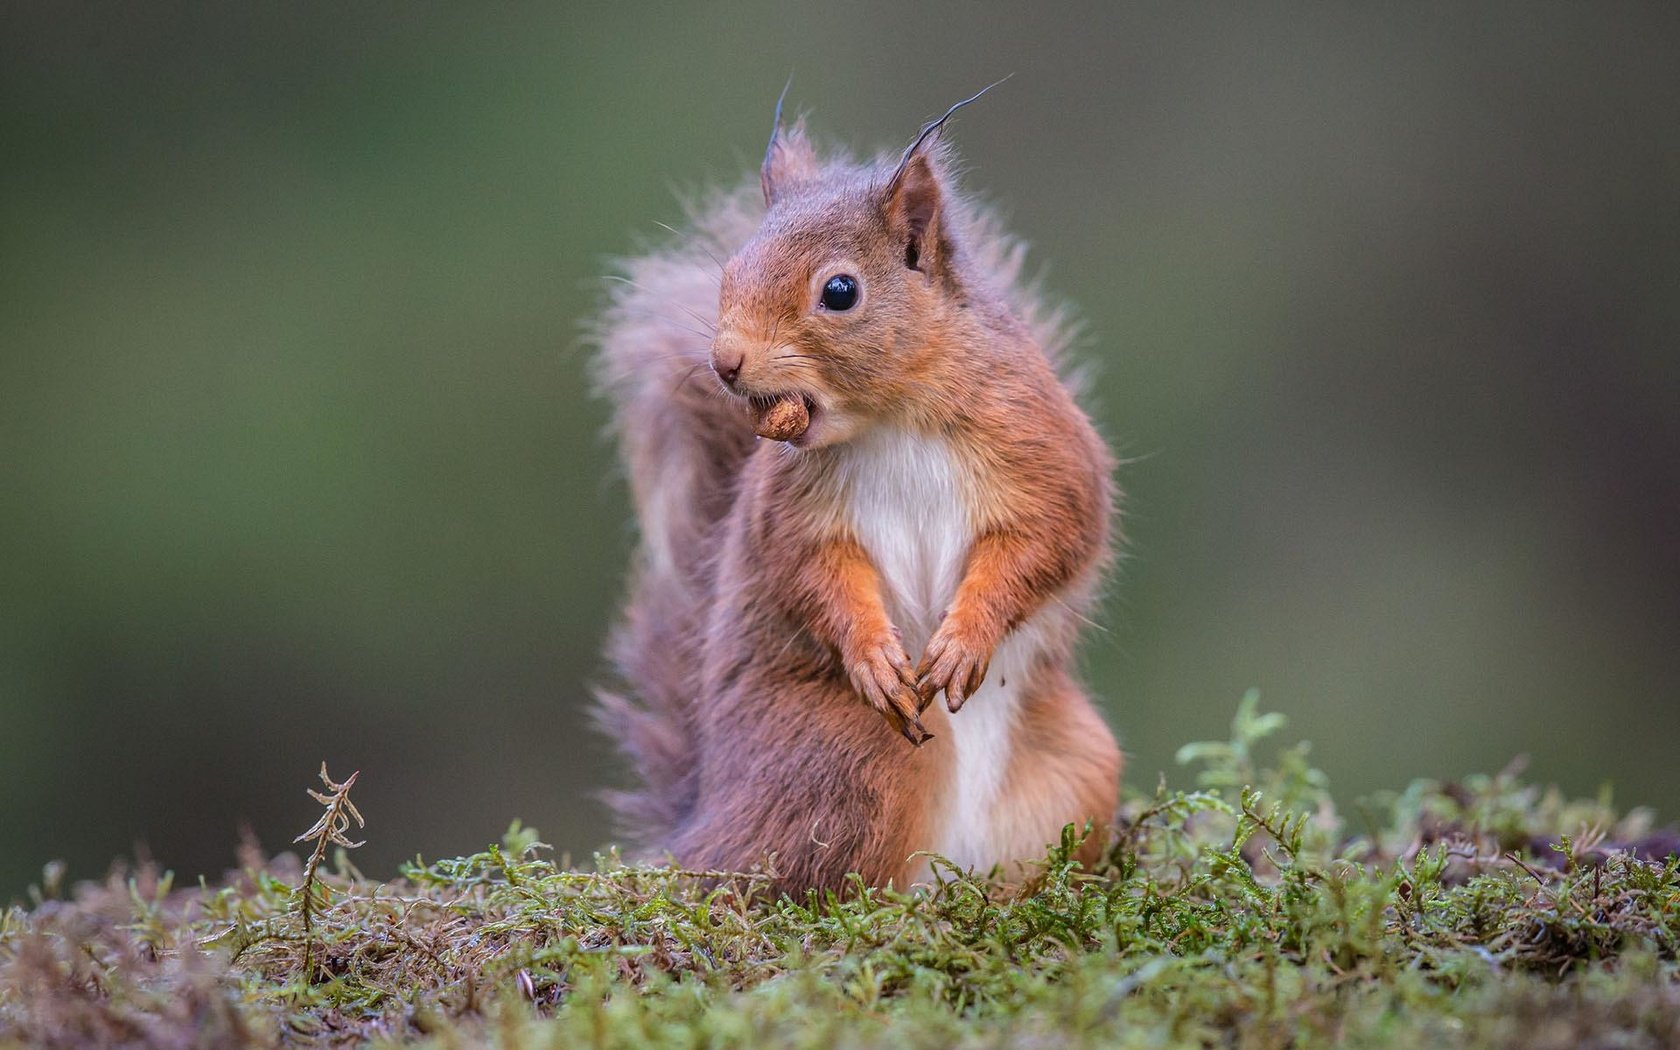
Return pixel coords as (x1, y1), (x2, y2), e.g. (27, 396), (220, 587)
(4, 695), (1677, 1048)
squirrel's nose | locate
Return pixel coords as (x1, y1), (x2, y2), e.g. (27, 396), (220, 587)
(711, 348), (744, 389)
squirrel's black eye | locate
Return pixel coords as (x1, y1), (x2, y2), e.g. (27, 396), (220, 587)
(819, 274), (859, 312)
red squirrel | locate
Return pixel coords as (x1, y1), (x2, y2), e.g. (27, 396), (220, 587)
(592, 88), (1120, 894)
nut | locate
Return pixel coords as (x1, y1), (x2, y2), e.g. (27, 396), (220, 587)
(754, 395), (810, 442)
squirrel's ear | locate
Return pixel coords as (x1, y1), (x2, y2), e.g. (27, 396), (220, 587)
(881, 80), (1007, 275)
(882, 146), (947, 274)
(761, 122), (818, 206)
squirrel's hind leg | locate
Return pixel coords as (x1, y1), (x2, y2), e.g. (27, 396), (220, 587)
(669, 674), (954, 897)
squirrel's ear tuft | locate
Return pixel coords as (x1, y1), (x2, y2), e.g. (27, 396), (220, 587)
(761, 81), (817, 206)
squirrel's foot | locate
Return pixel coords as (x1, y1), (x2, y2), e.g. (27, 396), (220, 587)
(849, 636), (931, 746)
(916, 619), (993, 714)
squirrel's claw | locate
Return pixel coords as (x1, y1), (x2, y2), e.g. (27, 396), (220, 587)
(880, 695), (934, 745)
(867, 683), (931, 747)
(900, 718), (932, 747)
(881, 683), (931, 747)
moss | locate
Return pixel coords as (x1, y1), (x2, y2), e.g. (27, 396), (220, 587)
(3, 693), (1676, 1048)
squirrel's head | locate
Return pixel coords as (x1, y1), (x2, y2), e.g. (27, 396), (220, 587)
(710, 88), (994, 449)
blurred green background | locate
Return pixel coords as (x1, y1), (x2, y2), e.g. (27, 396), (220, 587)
(3, 4), (1677, 900)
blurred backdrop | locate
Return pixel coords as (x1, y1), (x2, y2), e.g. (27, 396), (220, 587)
(3, 3), (1677, 900)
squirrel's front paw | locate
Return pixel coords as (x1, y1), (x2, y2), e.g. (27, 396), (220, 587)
(848, 635), (931, 747)
(916, 618), (993, 714)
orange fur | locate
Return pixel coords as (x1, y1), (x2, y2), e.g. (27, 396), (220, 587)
(592, 101), (1120, 895)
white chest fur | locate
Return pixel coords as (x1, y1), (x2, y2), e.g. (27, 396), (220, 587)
(837, 428), (1056, 876)
(838, 428), (969, 649)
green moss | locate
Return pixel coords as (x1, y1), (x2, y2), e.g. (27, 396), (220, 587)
(3, 693), (1677, 1048)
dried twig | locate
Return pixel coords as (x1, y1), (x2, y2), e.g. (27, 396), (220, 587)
(291, 763), (364, 982)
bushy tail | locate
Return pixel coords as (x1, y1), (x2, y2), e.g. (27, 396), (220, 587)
(589, 186), (763, 843)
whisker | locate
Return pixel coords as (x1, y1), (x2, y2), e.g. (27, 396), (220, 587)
(603, 275), (719, 334)
(617, 309), (715, 342)
(653, 220), (726, 275)
(771, 627), (804, 666)
(640, 349), (711, 364)
(666, 359), (716, 399)
(1050, 594), (1109, 634)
